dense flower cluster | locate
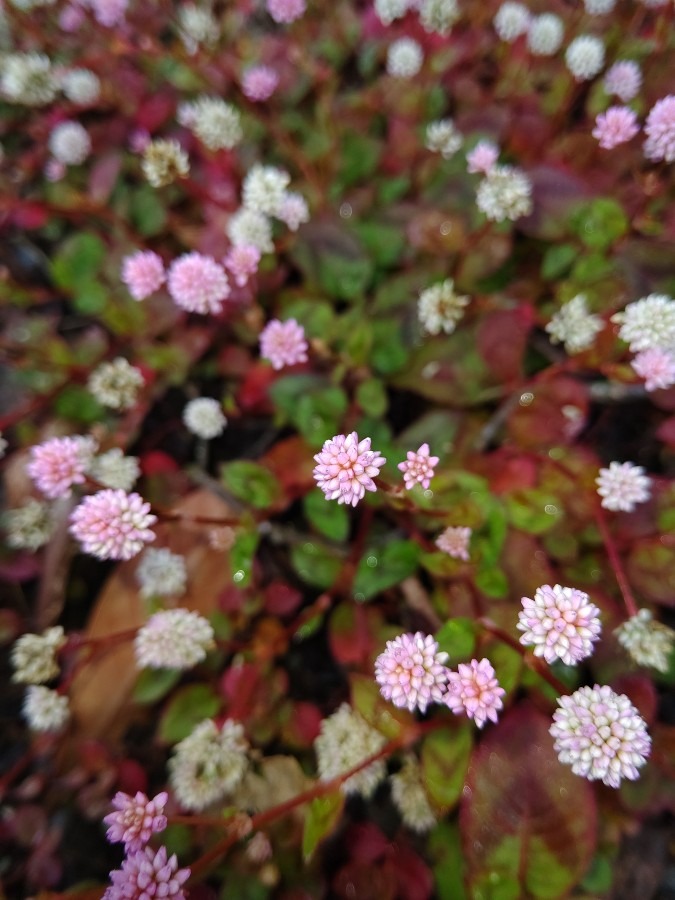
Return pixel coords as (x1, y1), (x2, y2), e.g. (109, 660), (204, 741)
(545, 294), (603, 354)
(518, 584), (602, 665)
(612, 294), (675, 353)
(136, 547), (188, 599)
(315, 704), (387, 797)
(436, 526), (472, 560)
(390, 756), (437, 832)
(476, 165), (532, 221)
(168, 253), (231, 315)
(134, 609), (215, 670)
(596, 462), (651, 512)
(374, 632), (449, 713)
(103, 846), (189, 900)
(103, 791), (168, 852)
(398, 443), (439, 490)
(3, 499), (53, 551)
(259, 318), (308, 370)
(615, 609), (675, 673)
(89, 448), (140, 491)
(169, 719), (249, 810)
(88, 358), (144, 410)
(70, 490), (157, 560)
(11, 627), (66, 684)
(121, 251), (166, 301)
(445, 658), (505, 728)
(23, 685), (70, 732)
(418, 279), (470, 335)
(27, 435), (96, 499)
(183, 397), (227, 439)
(313, 432), (386, 506)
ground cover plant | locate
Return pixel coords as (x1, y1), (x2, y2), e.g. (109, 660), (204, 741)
(1, 0), (674, 896)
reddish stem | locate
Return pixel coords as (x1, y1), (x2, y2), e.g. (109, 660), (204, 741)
(479, 617), (568, 696)
(593, 505), (639, 618)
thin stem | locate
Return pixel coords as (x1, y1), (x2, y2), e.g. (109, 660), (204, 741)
(593, 505), (639, 618)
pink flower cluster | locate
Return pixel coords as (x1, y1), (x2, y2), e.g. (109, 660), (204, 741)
(445, 658), (505, 729)
(224, 244), (261, 287)
(69, 489), (157, 560)
(242, 65), (279, 101)
(104, 846), (189, 900)
(398, 443), (439, 490)
(167, 253), (231, 314)
(313, 432), (386, 507)
(518, 584), (602, 666)
(631, 348), (675, 391)
(592, 106), (639, 150)
(122, 251), (166, 301)
(103, 791), (168, 852)
(260, 318), (308, 369)
(266, 0), (306, 23)
(436, 525), (472, 561)
(644, 94), (675, 163)
(27, 436), (95, 499)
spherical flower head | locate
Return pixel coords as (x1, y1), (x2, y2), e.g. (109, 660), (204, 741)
(418, 279), (470, 335)
(604, 61), (641, 103)
(315, 703), (387, 797)
(259, 318), (308, 370)
(60, 68), (100, 104)
(70, 490), (157, 560)
(425, 119), (463, 159)
(493, 1), (530, 41)
(375, 632), (449, 713)
(169, 719), (249, 810)
(387, 38), (423, 79)
(27, 435), (96, 499)
(49, 120), (91, 165)
(596, 461), (651, 512)
(188, 96), (243, 151)
(12, 627), (66, 684)
(375, 0), (410, 25)
(398, 443), (439, 490)
(136, 547), (187, 599)
(266, 0), (305, 23)
(242, 65), (279, 102)
(545, 293), (603, 354)
(135, 609), (214, 670)
(518, 584), (602, 665)
(435, 525), (472, 561)
(3, 499), (53, 551)
(467, 140), (499, 174)
(224, 244), (260, 287)
(313, 432), (386, 507)
(445, 658), (505, 728)
(23, 685), (70, 732)
(142, 139), (189, 188)
(177, 3), (219, 53)
(183, 397), (227, 439)
(583, 0), (615, 13)
(242, 164), (291, 217)
(631, 348), (675, 392)
(615, 609), (675, 674)
(168, 253), (230, 315)
(277, 192), (310, 231)
(103, 845), (189, 900)
(565, 35), (605, 81)
(90, 0), (127, 27)
(1, 52), (57, 106)
(527, 14), (564, 56)
(611, 293), (675, 353)
(592, 106), (639, 150)
(103, 791), (168, 852)
(227, 208), (274, 254)
(89, 448), (141, 491)
(476, 165), (532, 222)
(643, 95), (675, 163)
(59, 4), (86, 32)
(550, 685), (650, 787)
(122, 251), (166, 301)
(390, 756), (437, 832)
(419, 0), (459, 36)
(88, 358), (144, 410)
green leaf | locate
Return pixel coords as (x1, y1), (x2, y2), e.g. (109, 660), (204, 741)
(352, 222), (406, 269)
(230, 528), (259, 587)
(352, 539), (420, 601)
(429, 822), (468, 900)
(159, 684), (220, 743)
(73, 281), (107, 315)
(421, 724), (472, 811)
(129, 185), (168, 236)
(319, 251), (373, 301)
(54, 385), (105, 423)
(337, 132), (381, 189)
(51, 233), (105, 291)
(221, 461), (281, 510)
(350, 673), (411, 740)
(541, 243), (577, 280)
(371, 320), (409, 375)
(475, 566), (509, 598)
(355, 378), (388, 417)
(291, 541), (342, 589)
(570, 198), (628, 251)
(304, 490), (350, 543)
(302, 791), (344, 860)
(279, 297), (335, 338)
(293, 386), (348, 444)
(269, 374), (321, 420)
(435, 618), (477, 662)
(133, 667), (181, 704)
(505, 488), (560, 535)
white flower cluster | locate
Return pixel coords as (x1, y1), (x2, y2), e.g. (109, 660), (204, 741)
(88, 358), (144, 410)
(183, 397), (227, 440)
(494, 1), (530, 41)
(612, 294), (675, 353)
(60, 69), (101, 104)
(375, 0), (458, 34)
(136, 547), (188, 599)
(169, 719), (249, 810)
(314, 703), (387, 797)
(425, 119), (463, 159)
(182, 96), (242, 151)
(134, 608), (214, 669)
(476, 164), (533, 222)
(387, 38), (423, 78)
(527, 13), (563, 56)
(142, 139), (190, 188)
(545, 294), (603, 354)
(11, 627), (66, 684)
(390, 756), (437, 832)
(23, 685), (70, 732)
(227, 165), (309, 253)
(89, 448), (140, 491)
(596, 462), (651, 512)
(3, 499), (53, 551)
(565, 35), (605, 81)
(615, 609), (674, 674)
(48, 121), (91, 166)
(1, 52), (57, 105)
(418, 279), (470, 336)
(177, 3), (219, 53)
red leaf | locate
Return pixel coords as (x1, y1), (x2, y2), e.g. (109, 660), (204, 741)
(611, 674), (658, 725)
(388, 844), (434, 900)
(477, 307), (533, 383)
(88, 153), (122, 204)
(264, 581), (302, 616)
(329, 603), (375, 666)
(346, 822), (391, 864)
(506, 376), (589, 448)
(139, 451), (179, 476)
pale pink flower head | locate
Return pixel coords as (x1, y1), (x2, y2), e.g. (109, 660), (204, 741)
(259, 318), (308, 370)
(129, 128), (151, 154)
(604, 61), (641, 103)
(69, 489), (157, 560)
(122, 251), (166, 301)
(277, 192), (310, 231)
(103, 791), (168, 852)
(45, 159), (66, 182)
(27, 436), (96, 500)
(167, 252), (231, 315)
(313, 432), (386, 507)
(266, 0), (306, 23)
(550, 684), (650, 787)
(91, 0), (128, 27)
(467, 140), (499, 174)
(436, 525), (471, 561)
(375, 632), (450, 713)
(398, 443), (439, 490)
(631, 348), (675, 392)
(644, 95), (675, 163)
(596, 461), (651, 512)
(59, 3), (86, 31)
(517, 584), (602, 665)
(103, 845), (190, 900)
(445, 658), (505, 728)
(242, 65), (279, 101)
(224, 244), (260, 287)
(592, 106), (640, 149)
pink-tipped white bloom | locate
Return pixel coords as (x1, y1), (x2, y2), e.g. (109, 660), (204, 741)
(596, 461), (651, 512)
(313, 432), (386, 507)
(69, 490), (157, 560)
(550, 685), (650, 787)
(91, 0), (127, 27)
(167, 253), (230, 315)
(643, 95), (675, 163)
(224, 244), (260, 287)
(445, 658), (505, 728)
(134, 609), (215, 670)
(467, 140), (499, 174)
(27, 436), (96, 500)
(518, 584), (602, 665)
(242, 65), (279, 101)
(121, 251), (166, 301)
(436, 525), (472, 561)
(398, 443), (439, 490)
(375, 632), (450, 713)
(103, 791), (168, 853)
(259, 318), (308, 370)
(277, 192), (310, 231)
(631, 348), (675, 392)
(103, 846), (190, 900)
(266, 0), (306, 23)
(592, 106), (640, 149)
(604, 61), (641, 103)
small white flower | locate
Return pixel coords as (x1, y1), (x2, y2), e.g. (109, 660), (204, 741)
(186, 96), (242, 151)
(419, 0), (459, 35)
(60, 69), (100, 104)
(565, 35), (605, 81)
(277, 192), (310, 231)
(527, 14), (564, 56)
(476, 164), (532, 222)
(242, 164), (290, 217)
(615, 609), (674, 674)
(374, 0), (410, 24)
(390, 756), (437, 832)
(494, 1), (530, 41)
(23, 686), (70, 732)
(3, 499), (53, 551)
(49, 121), (91, 165)
(169, 719), (249, 810)
(183, 397), (227, 440)
(142, 139), (190, 188)
(89, 448), (140, 491)
(177, 3), (219, 53)
(387, 38), (423, 78)
(611, 294), (675, 353)
(418, 280), (470, 336)
(227, 208), (274, 254)
(12, 627), (66, 684)
(425, 119), (463, 159)
(135, 608), (214, 670)
(136, 547), (188, 599)
(545, 294), (603, 354)
(596, 461), (651, 512)
(88, 358), (144, 410)
(315, 704), (387, 797)
(584, 0), (615, 13)
(1, 52), (57, 106)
